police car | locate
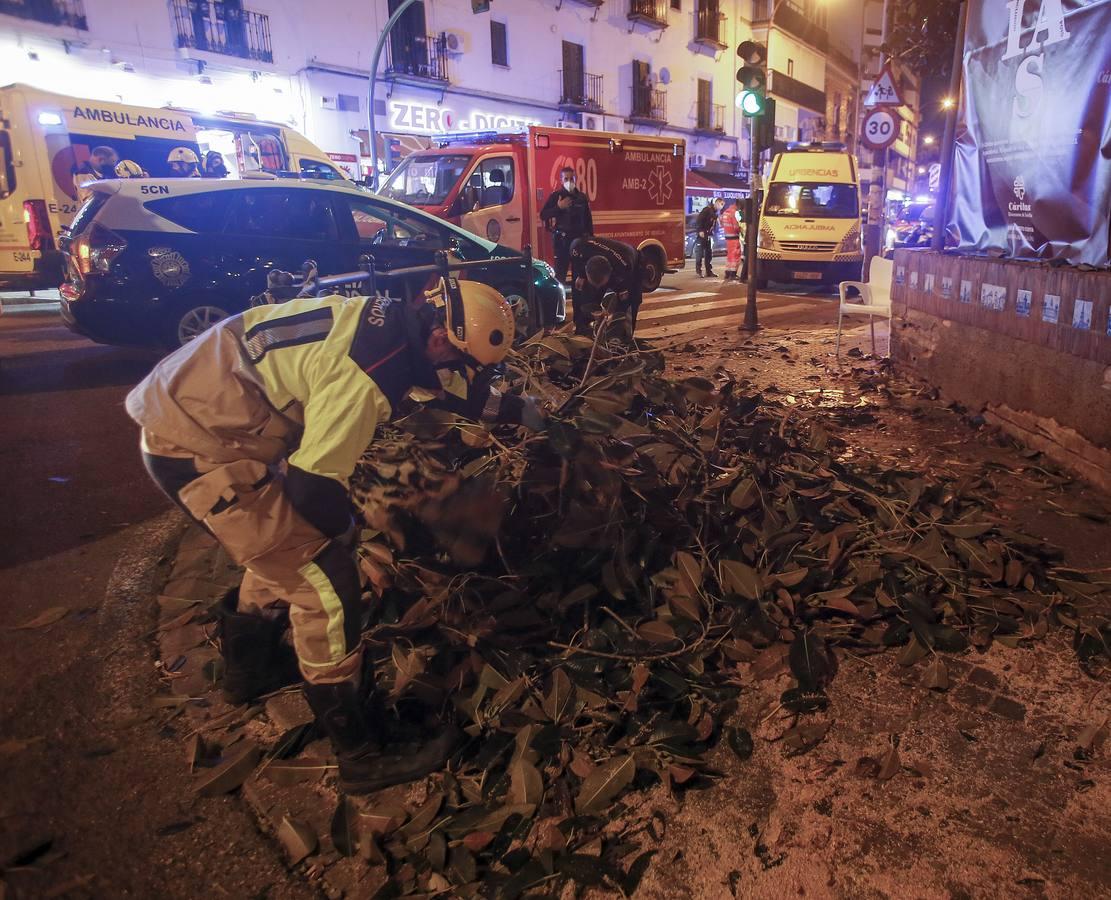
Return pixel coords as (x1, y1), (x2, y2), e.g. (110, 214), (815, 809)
(58, 177), (564, 349)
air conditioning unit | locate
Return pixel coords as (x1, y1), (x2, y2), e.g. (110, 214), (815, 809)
(581, 113), (603, 131)
(443, 30), (468, 54)
(320, 96), (337, 110)
(689, 153), (706, 169)
(556, 119), (579, 129)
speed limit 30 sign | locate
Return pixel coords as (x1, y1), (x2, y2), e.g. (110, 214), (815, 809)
(862, 108), (898, 151)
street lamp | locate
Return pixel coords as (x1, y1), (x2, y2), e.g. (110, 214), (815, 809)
(923, 135), (935, 146)
(941, 96), (955, 110)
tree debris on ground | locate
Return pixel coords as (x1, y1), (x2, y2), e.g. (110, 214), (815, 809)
(318, 327), (1110, 897)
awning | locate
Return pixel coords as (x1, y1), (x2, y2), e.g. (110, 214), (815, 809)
(686, 169), (749, 195)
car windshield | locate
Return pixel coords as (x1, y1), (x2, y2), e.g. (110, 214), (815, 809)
(764, 183), (858, 219)
(381, 154), (472, 206)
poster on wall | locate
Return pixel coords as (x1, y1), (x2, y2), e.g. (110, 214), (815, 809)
(951, 0), (1111, 266)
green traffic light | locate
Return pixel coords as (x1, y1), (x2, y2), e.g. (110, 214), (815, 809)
(738, 90), (764, 116)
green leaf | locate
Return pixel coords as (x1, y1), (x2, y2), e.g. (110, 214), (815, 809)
(719, 559), (763, 600)
(574, 754), (636, 814)
(330, 796), (358, 858)
(725, 726), (754, 761)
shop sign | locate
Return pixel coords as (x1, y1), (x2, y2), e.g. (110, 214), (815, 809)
(386, 100), (541, 134)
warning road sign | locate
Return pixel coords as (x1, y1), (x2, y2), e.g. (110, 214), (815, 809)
(861, 108), (899, 151)
(863, 64), (904, 108)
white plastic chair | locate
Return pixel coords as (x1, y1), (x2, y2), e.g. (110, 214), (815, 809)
(836, 255), (893, 359)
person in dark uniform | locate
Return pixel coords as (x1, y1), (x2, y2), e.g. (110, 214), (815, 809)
(540, 167), (593, 283)
(569, 236), (642, 337)
(694, 198), (724, 278)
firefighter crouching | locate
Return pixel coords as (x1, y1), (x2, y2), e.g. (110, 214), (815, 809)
(127, 282), (517, 794)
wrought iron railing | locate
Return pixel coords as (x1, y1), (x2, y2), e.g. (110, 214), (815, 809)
(752, 0), (828, 53)
(768, 69), (827, 114)
(560, 71), (603, 112)
(695, 3), (725, 45)
(697, 102), (725, 133)
(384, 32), (450, 83)
(170, 0), (273, 63)
(631, 86), (667, 123)
(628, 0), (668, 27)
(1, 0), (87, 29)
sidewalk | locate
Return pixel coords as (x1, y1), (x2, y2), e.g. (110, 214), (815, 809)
(1, 289), (61, 316)
(146, 317), (1109, 899)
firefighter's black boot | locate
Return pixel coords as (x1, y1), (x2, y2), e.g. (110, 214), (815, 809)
(217, 590), (302, 705)
(303, 680), (460, 795)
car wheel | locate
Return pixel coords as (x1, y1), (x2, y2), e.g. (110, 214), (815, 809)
(498, 285), (535, 340)
(175, 303), (230, 346)
(640, 248), (665, 293)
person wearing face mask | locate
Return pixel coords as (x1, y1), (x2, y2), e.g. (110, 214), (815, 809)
(540, 166), (593, 283)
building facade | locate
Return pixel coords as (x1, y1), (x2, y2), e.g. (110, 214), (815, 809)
(3, 0), (918, 209)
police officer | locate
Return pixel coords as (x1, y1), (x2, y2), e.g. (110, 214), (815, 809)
(569, 236), (642, 337)
(127, 281), (516, 795)
(694, 198), (724, 278)
(540, 167), (593, 283)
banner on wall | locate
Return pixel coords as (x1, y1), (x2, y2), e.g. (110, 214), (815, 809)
(952, 0), (1111, 266)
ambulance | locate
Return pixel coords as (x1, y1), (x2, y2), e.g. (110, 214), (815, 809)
(0, 85), (342, 289)
(755, 143), (863, 288)
(380, 126), (686, 292)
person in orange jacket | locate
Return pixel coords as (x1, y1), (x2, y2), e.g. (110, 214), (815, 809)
(721, 199), (747, 282)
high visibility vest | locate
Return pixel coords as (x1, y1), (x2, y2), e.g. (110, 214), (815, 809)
(721, 205), (742, 239)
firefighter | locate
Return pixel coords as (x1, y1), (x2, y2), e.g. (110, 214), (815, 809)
(167, 146), (201, 177)
(569, 235), (642, 337)
(127, 282), (516, 794)
(540, 167), (593, 283)
(114, 160), (148, 178)
(202, 150), (230, 178)
(694, 198), (724, 278)
(721, 199), (746, 282)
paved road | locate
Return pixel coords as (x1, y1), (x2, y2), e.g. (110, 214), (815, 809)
(0, 313), (313, 898)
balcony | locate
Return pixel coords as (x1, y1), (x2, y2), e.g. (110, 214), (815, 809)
(768, 69), (826, 114)
(1, 0), (87, 29)
(628, 0), (668, 29)
(563, 0), (604, 6)
(696, 102), (725, 134)
(383, 32), (450, 85)
(171, 0), (272, 64)
(694, 3), (726, 49)
(560, 71), (604, 114)
(630, 86), (667, 124)
(752, 0), (828, 53)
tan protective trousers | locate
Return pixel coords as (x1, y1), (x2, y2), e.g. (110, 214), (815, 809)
(143, 431), (363, 685)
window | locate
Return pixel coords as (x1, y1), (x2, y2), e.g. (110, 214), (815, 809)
(0, 131), (15, 199)
(562, 41), (585, 103)
(787, 58), (795, 77)
(299, 159), (345, 181)
(491, 20), (508, 67)
(146, 192), (234, 233)
(381, 154), (472, 206)
(464, 156), (515, 209)
(342, 196), (448, 248)
(764, 183), (859, 219)
(671, 0), (682, 9)
(696, 79), (713, 129)
(337, 93), (360, 112)
(224, 190), (339, 240)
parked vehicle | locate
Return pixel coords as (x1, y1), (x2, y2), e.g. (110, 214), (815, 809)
(756, 142), (864, 288)
(58, 178), (564, 349)
(0, 84), (344, 289)
(684, 213), (726, 258)
(884, 201), (936, 257)
(380, 125), (685, 292)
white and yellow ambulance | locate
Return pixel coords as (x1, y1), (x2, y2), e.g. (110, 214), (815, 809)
(755, 143), (863, 288)
(0, 84), (343, 289)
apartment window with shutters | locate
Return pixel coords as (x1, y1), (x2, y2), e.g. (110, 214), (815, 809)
(696, 79), (712, 129)
(787, 58), (795, 77)
(491, 20), (508, 68)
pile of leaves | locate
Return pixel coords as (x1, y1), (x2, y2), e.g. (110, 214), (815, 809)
(339, 329), (1109, 897)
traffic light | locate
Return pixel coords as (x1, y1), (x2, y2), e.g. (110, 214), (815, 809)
(736, 41), (768, 118)
(754, 97), (776, 153)
(471, 0), (491, 12)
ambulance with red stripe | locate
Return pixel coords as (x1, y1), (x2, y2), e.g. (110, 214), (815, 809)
(380, 125), (685, 292)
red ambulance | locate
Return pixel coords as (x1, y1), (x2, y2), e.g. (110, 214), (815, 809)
(379, 125), (685, 291)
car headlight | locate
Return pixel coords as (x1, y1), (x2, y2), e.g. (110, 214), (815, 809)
(535, 260), (556, 278)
